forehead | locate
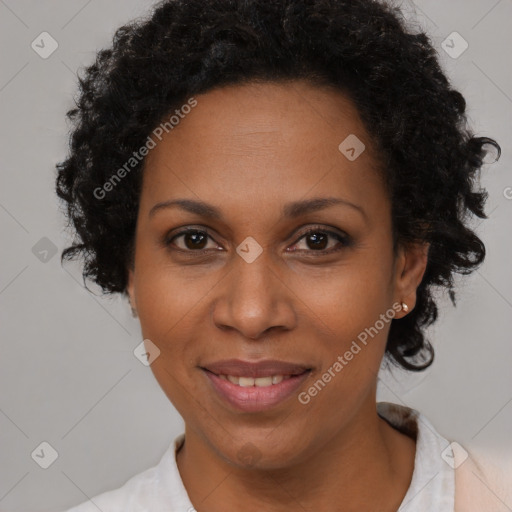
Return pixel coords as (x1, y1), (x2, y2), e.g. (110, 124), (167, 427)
(140, 80), (386, 219)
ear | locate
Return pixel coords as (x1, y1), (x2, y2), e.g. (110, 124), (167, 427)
(393, 241), (430, 318)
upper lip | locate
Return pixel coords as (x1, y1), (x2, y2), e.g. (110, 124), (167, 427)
(201, 359), (311, 378)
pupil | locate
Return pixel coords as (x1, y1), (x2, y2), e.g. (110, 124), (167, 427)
(308, 233), (327, 250)
(185, 231), (207, 250)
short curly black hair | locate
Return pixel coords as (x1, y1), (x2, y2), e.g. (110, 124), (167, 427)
(55, 0), (500, 372)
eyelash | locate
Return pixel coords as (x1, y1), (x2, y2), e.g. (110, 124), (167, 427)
(164, 225), (351, 256)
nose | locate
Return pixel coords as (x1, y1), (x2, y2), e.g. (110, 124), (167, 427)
(212, 250), (297, 341)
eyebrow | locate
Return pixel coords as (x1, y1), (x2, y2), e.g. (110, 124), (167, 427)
(149, 196), (366, 221)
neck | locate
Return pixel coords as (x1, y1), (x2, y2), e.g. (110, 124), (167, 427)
(176, 397), (415, 512)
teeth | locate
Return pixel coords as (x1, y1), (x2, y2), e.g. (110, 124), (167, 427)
(254, 377), (273, 387)
(227, 375), (239, 385)
(220, 375), (291, 387)
(239, 377), (255, 387)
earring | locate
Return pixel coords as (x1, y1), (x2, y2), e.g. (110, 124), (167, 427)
(401, 302), (409, 313)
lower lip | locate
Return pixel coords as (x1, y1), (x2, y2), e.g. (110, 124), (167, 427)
(203, 370), (311, 412)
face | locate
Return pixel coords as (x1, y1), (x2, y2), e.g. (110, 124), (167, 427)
(127, 80), (428, 469)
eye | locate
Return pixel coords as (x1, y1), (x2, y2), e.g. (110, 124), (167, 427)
(289, 227), (351, 255)
(165, 225), (351, 256)
(166, 228), (220, 252)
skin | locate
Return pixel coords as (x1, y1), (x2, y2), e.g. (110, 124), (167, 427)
(127, 80), (429, 512)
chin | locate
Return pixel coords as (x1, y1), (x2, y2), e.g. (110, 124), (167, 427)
(213, 432), (312, 471)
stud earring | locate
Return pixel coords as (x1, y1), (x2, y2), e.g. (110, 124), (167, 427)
(401, 302), (409, 313)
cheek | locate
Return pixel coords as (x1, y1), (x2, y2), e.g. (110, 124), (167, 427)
(133, 242), (211, 337)
(134, 265), (205, 413)
(297, 289), (393, 426)
(294, 253), (394, 342)
(294, 255), (395, 402)
(132, 268), (198, 389)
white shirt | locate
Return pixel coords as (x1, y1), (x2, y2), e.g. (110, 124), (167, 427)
(63, 402), (456, 512)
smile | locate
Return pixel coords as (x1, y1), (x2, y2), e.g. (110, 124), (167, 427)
(200, 359), (312, 412)
(216, 374), (290, 387)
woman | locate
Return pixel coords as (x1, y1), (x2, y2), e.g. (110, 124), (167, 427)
(56, 0), (505, 510)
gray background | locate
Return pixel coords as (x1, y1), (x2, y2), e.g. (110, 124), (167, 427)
(1, 1), (511, 510)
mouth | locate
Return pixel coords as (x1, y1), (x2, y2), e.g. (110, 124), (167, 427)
(210, 374), (295, 387)
(200, 359), (312, 412)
